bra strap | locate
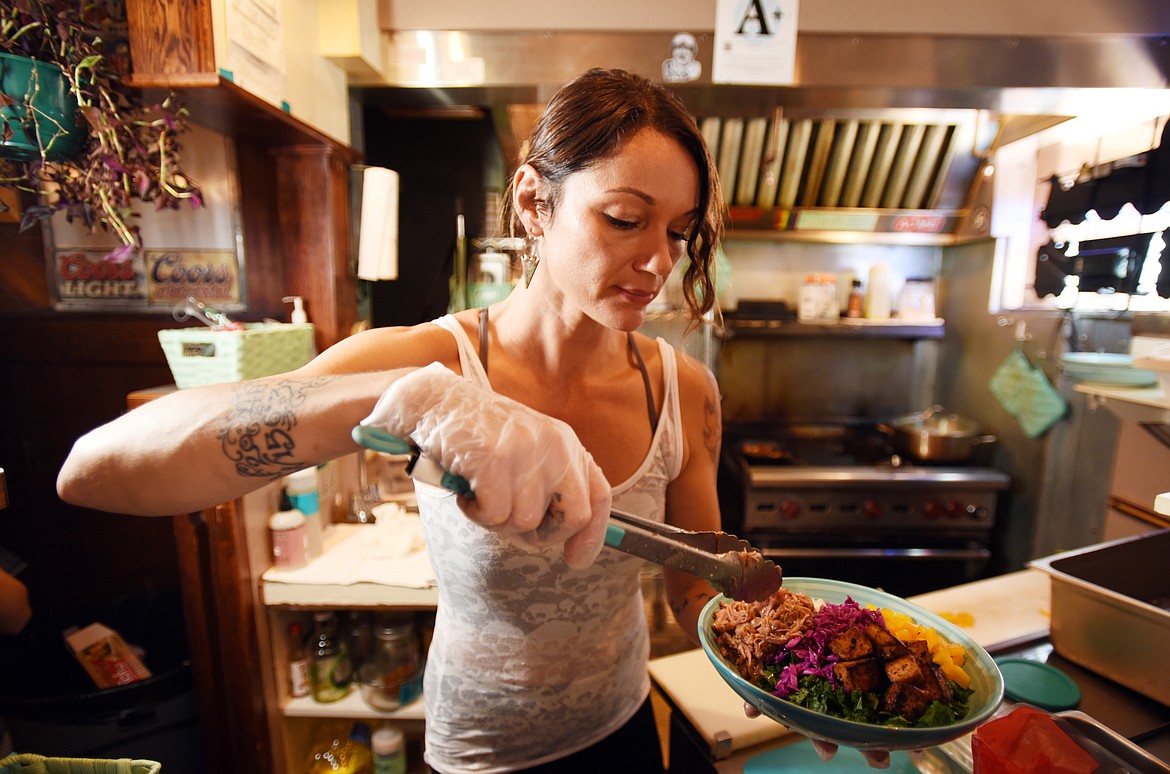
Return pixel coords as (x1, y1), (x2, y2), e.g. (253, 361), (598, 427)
(628, 332), (659, 435)
(476, 306), (657, 434)
(478, 306), (489, 372)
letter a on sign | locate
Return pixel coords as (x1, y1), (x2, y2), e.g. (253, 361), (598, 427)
(713, 0), (798, 85)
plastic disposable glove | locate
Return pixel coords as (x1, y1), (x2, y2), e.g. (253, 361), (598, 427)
(362, 362), (612, 568)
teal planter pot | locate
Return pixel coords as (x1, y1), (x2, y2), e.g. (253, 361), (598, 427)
(0, 51), (86, 162)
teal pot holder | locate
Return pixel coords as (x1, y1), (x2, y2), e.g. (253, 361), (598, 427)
(990, 346), (1069, 439)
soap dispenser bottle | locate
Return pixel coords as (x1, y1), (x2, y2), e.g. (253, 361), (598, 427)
(283, 295), (309, 324)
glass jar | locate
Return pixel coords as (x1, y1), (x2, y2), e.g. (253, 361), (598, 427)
(358, 620), (423, 711)
(898, 277), (937, 321)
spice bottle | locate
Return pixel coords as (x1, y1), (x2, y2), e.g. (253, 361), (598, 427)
(846, 278), (864, 318)
(372, 723), (407, 774)
(310, 611), (353, 703)
(287, 621), (311, 698)
(819, 273), (840, 319)
(269, 505), (308, 569)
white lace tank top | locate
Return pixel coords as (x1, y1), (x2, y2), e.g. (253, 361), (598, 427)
(417, 314), (683, 773)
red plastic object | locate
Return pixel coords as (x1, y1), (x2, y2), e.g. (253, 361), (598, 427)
(971, 706), (1100, 774)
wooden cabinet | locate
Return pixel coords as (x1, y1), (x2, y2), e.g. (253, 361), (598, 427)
(112, 4), (366, 770)
(261, 523), (436, 770)
(122, 0), (362, 353)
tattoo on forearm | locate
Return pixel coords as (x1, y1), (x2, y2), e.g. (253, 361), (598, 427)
(218, 377), (336, 478)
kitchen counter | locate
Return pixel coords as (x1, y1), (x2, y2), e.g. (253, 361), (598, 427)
(650, 569), (1170, 772)
(1075, 383), (1170, 424)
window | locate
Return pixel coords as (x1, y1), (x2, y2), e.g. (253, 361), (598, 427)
(990, 98), (1170, 314)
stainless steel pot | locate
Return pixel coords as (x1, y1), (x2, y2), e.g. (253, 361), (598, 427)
(880, 405), (996, 463)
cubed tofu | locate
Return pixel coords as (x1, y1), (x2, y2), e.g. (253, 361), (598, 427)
(832, 658), (886, 693)
(884, 654), (928, 686)
(829, 627), (875, 661)
(906, 639), (930, 661)
(865, 622), (909, 659)
(929, 665), (954, 703)
(883, 682), (931, 722)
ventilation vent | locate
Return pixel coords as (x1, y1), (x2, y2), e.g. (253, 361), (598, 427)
(704, 115), (962, 210)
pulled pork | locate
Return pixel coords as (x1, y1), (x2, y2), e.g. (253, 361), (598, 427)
(712, 588), (816, 682)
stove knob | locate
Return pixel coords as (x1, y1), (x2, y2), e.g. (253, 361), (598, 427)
(863, 500), (883, 519)
(967, 504), (987, 521)
(779, 500), (800, 520)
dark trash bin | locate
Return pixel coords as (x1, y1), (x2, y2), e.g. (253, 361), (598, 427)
(0, 588), (202, 774)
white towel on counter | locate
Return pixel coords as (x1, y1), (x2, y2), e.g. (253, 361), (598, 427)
(262, 515), (436, 589)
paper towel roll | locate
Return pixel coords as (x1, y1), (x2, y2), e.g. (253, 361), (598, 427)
(357, 166), (399, 281)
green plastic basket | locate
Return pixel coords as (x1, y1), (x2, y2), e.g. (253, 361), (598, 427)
(0, 754), (160, 774)
(158, 322), (315, 389)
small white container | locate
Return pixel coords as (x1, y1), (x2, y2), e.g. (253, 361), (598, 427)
(897, 277), (936, 321)
(269, 508), (308, 568)
(864, 262), (892, 320)
(285, 468), (323, 558)
(798, 273), (823, 321)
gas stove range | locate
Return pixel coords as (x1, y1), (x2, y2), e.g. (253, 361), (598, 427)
(727, 421), (1008, 492)
(718, 421), (1011, 593)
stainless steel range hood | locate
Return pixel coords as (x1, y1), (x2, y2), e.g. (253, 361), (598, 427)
(351, 29), (1170, 245)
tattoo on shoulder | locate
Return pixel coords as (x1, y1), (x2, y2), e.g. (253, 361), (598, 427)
(702, 380), (722, 466)
(218, 376), (337, 478)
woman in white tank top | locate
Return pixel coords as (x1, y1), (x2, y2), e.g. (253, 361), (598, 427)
(58, 68), (728, 772)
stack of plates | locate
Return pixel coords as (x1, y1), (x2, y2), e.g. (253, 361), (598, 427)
(1060, 353), (1157, 387)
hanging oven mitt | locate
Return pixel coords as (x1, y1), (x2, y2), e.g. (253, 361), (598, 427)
(989, 345), (1069, 439)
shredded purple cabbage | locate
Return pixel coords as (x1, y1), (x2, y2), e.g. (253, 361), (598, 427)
(769, 597), (887, 698)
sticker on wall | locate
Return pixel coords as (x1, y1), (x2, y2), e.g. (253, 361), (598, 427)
(145, 249), (242, 308)
(662, 32), (703, 83)
(713, 0), (799, 85)
(52, 249), (149, 307)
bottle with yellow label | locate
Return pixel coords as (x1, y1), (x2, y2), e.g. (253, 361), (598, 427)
(310, 611), (353, 703)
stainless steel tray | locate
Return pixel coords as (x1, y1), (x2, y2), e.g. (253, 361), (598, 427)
(1028, 529), (1170, 708)
(1055, 710), (1170, 774)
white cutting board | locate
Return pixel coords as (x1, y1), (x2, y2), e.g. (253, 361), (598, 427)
(908, 569), (1052, 651)
(650, 648), (794, 755)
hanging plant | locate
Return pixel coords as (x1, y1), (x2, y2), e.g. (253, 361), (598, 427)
(0, 0), (202, 262)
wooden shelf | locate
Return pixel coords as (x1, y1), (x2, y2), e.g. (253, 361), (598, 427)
(130, 77), (358, 157)
(283, 690), (425, 721)
(263, 581), (439, 608)
(722, 318), (945, 340)
(261, 524), (440, 609)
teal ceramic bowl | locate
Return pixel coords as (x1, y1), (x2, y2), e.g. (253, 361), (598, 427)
(699, 577), (1004, 751)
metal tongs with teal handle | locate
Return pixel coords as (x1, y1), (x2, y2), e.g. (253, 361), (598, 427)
(351, 424), (783, 601)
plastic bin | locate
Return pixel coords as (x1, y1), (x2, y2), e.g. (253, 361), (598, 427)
(158, 322), (315, 388)
(0, 589), (201, 774)
(0, 753), (160, 773)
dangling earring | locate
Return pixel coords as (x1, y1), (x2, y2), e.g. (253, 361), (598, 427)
(521, 235), (540, 288)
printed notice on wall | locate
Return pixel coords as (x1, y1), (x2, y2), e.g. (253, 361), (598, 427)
(713, 0), (799, 85)
(224, 0), (285, 108)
